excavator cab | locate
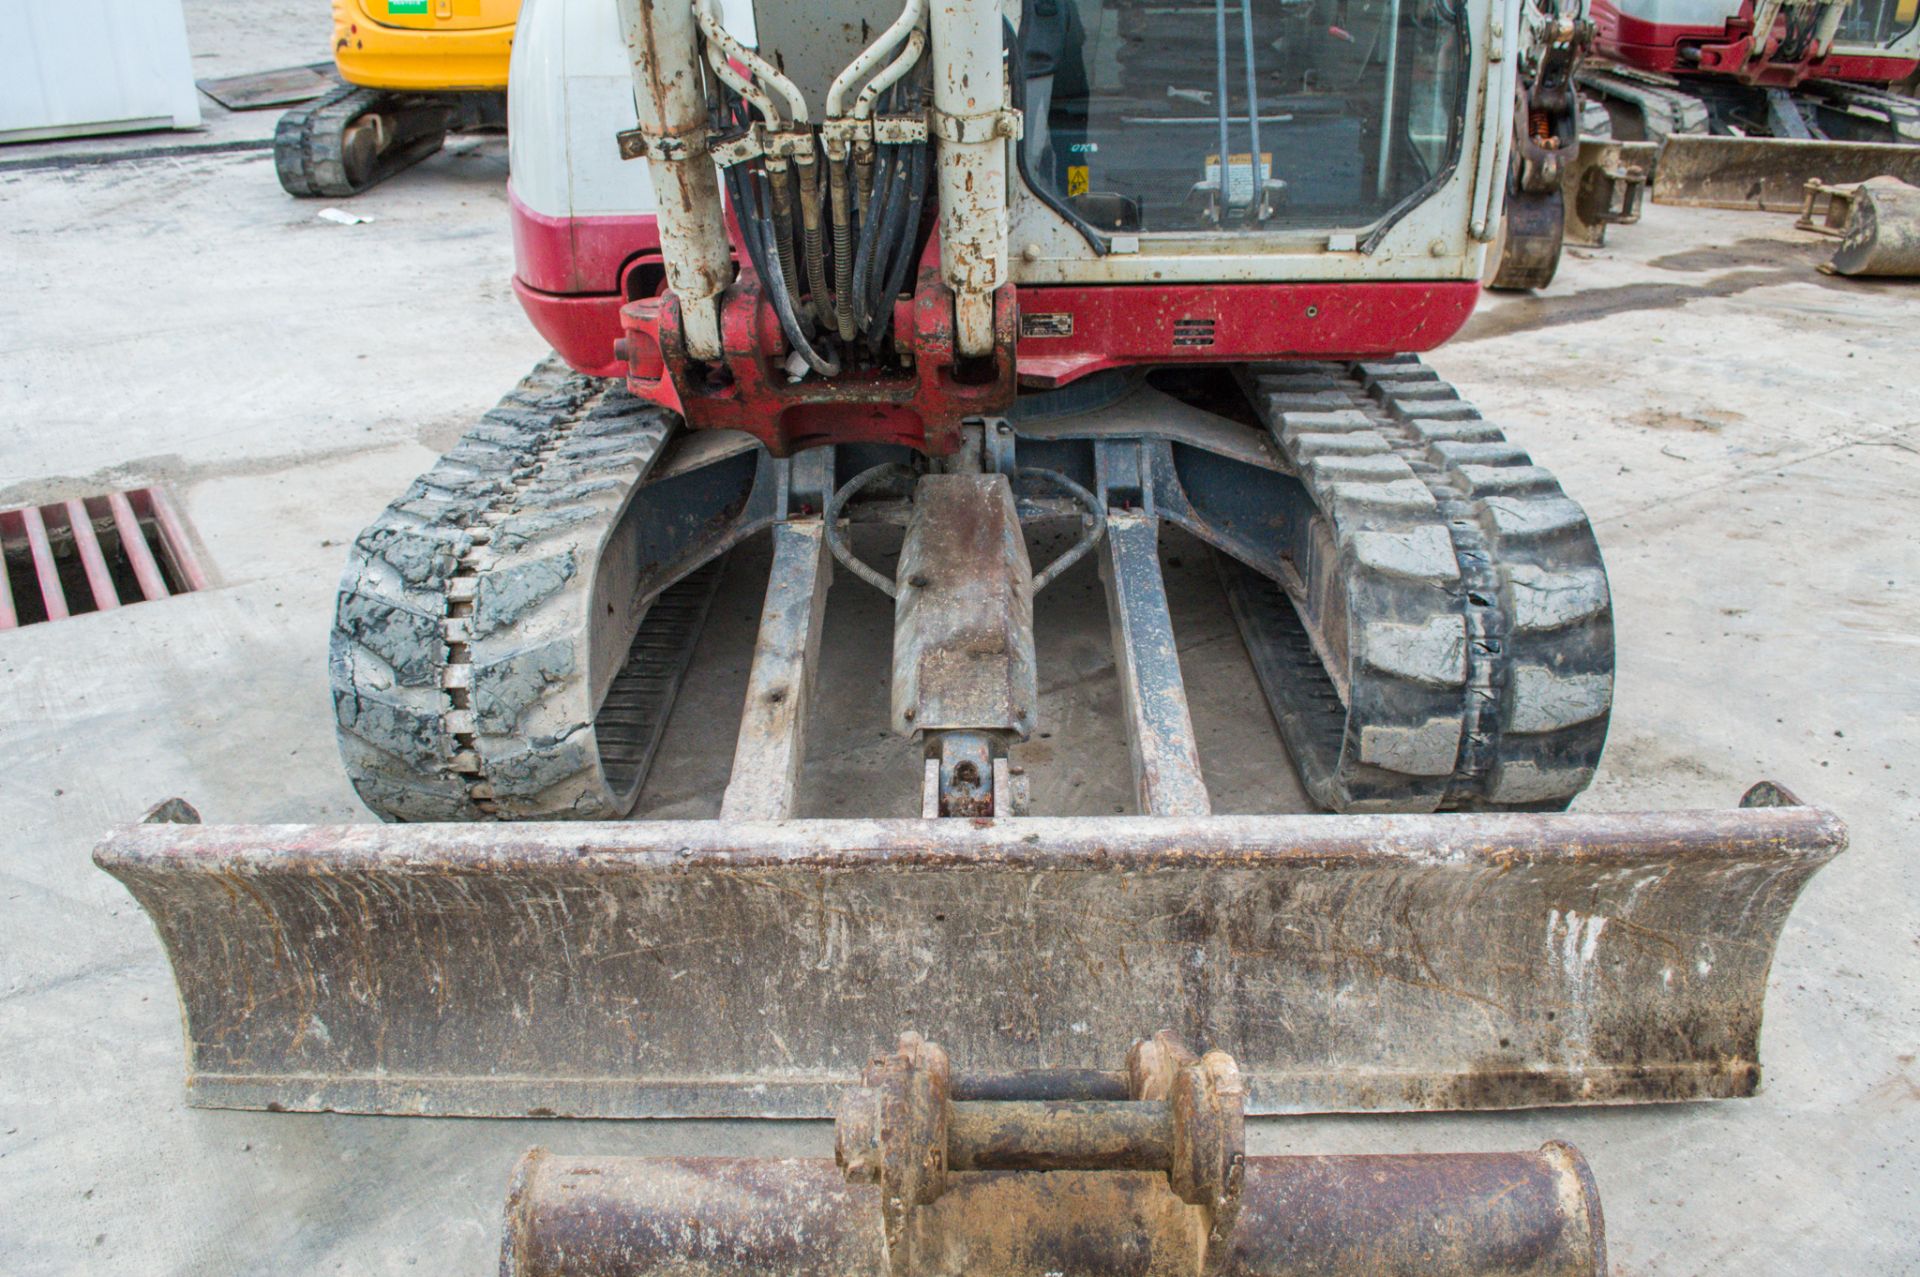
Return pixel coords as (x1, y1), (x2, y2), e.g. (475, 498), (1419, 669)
(1017, 0), (1471, 233)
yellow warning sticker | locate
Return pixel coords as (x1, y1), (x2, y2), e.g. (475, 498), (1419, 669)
(1067, 165), (1090, 197)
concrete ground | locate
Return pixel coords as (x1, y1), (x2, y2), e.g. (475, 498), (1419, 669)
(2, 7), (1917, 1275)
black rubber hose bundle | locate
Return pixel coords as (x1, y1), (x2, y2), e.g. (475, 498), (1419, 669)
(715, 87), (839, 376)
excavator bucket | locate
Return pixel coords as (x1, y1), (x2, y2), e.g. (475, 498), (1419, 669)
(500, 1033), (1610, 1277)
(1819, 177), (1920, 277)
(1651, 135), (1920, 211)
(97, 785), (1840, 1118)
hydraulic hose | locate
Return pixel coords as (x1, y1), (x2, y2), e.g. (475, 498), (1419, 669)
(721, 126), (839, 378)
(829, 151), (857, 341)
(768, 162), (804, 329)
(797, 152), (833, 328)
(872, 132), (929, 349)
(696, 0), (807, 124)
(751, 169), (841, 375)
(827, 0), (927, 117)
(852, 138), (899, 334)
(863, 144), (915, 344)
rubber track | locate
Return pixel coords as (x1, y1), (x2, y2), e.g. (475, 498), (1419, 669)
(1238, 357), (1614, 812)
(330, 358), (717, 821)
(274, 84), (448, 198)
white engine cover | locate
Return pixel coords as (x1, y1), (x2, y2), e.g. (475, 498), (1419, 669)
(509, 0), (759, 220)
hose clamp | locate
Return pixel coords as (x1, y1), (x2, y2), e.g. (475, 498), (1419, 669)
(616, 129), (699, 163)
(927, 107), (1022, 145)
(872, 114), (930, 144)
(708, 125), (767, 168)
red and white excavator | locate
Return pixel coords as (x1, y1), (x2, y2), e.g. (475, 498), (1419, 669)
(100, 0), (1842, 1223)
(1486, 0), (1920, 286)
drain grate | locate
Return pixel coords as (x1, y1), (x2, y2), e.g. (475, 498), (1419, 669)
(0, 489), (207, 629)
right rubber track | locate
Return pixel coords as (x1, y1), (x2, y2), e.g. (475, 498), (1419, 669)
(330, 358), (718, 822)
(1235, 357), (1615, 812)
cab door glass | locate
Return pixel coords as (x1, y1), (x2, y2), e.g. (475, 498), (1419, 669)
(1021, 0), (1471, 235)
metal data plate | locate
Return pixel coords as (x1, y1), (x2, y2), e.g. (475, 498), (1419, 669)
(97, 794), (1843, 1119)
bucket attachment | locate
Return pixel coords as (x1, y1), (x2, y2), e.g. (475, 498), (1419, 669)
(500, 1033), (1607, 1277)
(1651, 136), (1920, 211)
(1816, 177), (1920, 277)
(97, 785), (1840, 1118)
(1563, 140), (1653, 248)
(1796, 179), (1858, 236)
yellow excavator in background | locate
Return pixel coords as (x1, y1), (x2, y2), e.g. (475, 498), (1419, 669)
(275, 0), (519, 197)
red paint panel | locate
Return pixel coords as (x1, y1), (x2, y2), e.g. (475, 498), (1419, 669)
(513, 279), (629, 377)
(1012, 281), (1480, 388)
(509, 184), (663, 296)
(620, 266), (1016, 456)
(1821, 54), (1920, 83)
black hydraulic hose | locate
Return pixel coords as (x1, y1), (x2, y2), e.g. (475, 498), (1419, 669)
(852, 140), (899, 335)
(871, 137), (930, 350)
(863, 146), (915, 349)
(768, 163), (804, 328)
(752, 168), (841, 376)
(714, 83), (837, 376)
(722, 161), (776, 309)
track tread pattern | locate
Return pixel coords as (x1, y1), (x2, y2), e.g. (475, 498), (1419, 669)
(274, 84), (452, 199)
(330, 359), (712, 822)
(1240, 357), (1614, 812)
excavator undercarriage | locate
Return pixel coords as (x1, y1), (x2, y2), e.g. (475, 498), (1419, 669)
(97, 358), (1842, 1120)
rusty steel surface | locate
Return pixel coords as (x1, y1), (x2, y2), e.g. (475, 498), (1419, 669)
(1651, 136), (1920, 211)
(719, 518), (833, 821)
(1563, 140), (1652, 248)
(890, 474), (1037, 738)
(833, 1033), (1245, 1277)
(1100, 511), (1211, 817)
(1824, 177), (1920, 277)
(96, 792), (1842, 1119)
(504, 1033), (1600, 1276)
(500, 1150), (1603, 1277)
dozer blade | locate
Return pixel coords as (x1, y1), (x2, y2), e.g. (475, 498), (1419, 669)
(97, 785), (1840, 1118)
(1651, 135), (1920, 211)
(502, 1033), (1608, 1277)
